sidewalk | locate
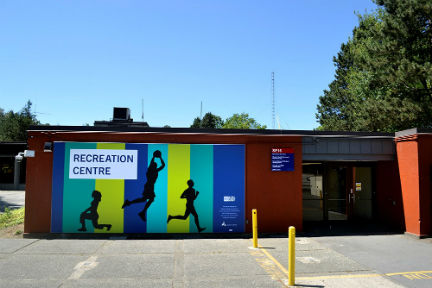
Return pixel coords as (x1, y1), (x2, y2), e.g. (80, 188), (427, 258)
(1, 234), (423, 288)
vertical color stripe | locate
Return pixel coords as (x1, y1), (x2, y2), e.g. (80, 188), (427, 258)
(63, 142), (96, 233)
(190, 145), (214, 233)
(94, 143), (125, 233)
(147, 144), (168, 233)
(51, 142), (65, 232)
(124, 143), (147, 233)
(167, 144), (190, 233)
(213, 145), (245, 233)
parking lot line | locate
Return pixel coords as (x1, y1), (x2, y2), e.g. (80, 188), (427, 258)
(252, 240), (432, 283)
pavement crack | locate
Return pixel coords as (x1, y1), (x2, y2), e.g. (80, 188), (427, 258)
(12, 239), (40, 254)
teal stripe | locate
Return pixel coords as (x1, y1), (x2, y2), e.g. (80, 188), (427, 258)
(62, 142), (97, 233)
(146, 144), (168, 233)
(190, 145), (213, 233)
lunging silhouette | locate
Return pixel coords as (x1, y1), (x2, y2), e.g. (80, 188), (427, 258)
(122, 150), (165, 221)
(78, 190), (112, 232)
(167, 179), (206, 233)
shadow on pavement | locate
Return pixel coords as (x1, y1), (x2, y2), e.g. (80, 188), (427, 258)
(0, 199), (22, 212)
(301, 221), (404, 237)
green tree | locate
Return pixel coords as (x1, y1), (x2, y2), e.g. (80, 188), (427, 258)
(0, 101), (40, 141)
(317, 0), (432, 132)
(190, 112), (224, 129)
(223, 113), (266, 129)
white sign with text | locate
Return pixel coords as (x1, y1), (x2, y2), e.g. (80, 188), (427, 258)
(69, 149), (138, 179)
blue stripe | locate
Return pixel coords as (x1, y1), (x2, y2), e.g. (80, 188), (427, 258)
(124, 143), (148, 233)
(147, 144), (168, 233)
(213, 145), (245, 233)
(51, 142), (65, 232)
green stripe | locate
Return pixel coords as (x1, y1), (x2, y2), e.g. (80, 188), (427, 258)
(63, 142), (96, 233)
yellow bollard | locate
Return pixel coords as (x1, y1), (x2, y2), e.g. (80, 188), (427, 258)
(252, 209), (258, 248)
(288, 226), (296, 286)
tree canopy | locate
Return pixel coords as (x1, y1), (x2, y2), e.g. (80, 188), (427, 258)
(316, 0), (432, 132)
(0, 101), (40, 141)
(190, 112), (224, 129)
(223, 113), (267, 129)
(190, 112), (266, 129)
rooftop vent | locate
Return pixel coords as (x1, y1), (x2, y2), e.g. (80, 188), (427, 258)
(113, 107), (131, 122)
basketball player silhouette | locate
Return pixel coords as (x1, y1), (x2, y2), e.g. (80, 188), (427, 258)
(122, 150), (165, 221)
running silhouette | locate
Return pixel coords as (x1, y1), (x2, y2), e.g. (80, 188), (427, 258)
(167, 179), (206, 233)
(78, 190), (112, 232)
(122, 150), (165, 221)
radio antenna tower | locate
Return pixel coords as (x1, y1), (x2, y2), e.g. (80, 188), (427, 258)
(272, 72), (275, 129)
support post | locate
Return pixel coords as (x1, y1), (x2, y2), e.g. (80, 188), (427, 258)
(252, 209), (258, 248)
(13, 156), (21, 190)
(288, 226), (295, 286)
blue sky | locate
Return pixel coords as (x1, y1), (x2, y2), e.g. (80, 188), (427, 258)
(0, 0), (377, 129)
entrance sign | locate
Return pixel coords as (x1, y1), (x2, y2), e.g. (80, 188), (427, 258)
(272, 148), (295, 171)
(51, 142), (245, 234)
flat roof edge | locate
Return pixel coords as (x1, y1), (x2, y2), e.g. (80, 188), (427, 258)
(395, 128), (432, 138)
(28, 125), (395, 137)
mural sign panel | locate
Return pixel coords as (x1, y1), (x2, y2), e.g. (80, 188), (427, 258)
(51, 142), (245, 233)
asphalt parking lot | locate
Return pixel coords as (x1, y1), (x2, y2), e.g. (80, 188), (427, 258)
(2, 234), (431, 288)
(1, 191), (431, 287)
(0, 190), (25, 212)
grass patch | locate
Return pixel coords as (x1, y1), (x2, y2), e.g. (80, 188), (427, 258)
(0, 208), (25, 229)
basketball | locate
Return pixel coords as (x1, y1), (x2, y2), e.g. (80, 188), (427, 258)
(153, 150), (162, 158)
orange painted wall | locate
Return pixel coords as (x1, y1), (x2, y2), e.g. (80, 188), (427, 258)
(396, 134), (432, 236)
(25, 133), (54, 233)
(25, 131), (303, 233)
(245, 143), (302, 233)
(396, 139), (421, 235)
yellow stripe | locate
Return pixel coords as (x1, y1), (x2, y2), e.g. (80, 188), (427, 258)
(94, 143), (125, 233)
(258, 244), (288, 275)
(167, 144), (190, 233)
(386, 270), (432, 276)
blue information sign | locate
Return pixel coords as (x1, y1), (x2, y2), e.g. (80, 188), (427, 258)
(271, 148), (295, 171)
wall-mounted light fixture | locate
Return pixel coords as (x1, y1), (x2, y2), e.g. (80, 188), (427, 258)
(24, 150), (35, 157)
(44, 142), (53, 152)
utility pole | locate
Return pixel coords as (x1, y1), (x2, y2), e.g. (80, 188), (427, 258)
(141, 98), (144, 121)
(200, 101), (203, 119)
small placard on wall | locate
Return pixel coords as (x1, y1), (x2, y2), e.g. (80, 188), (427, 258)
(356, 182), (362, 192)
(271, 148), (294, 171)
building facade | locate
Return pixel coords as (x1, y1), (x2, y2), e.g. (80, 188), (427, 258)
(23, 126), (431, 237)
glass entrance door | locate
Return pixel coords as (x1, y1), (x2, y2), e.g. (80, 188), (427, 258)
(353, 167), (373, 220)
(302, 164), (375, 223)
(325, 166), (349, 220)
(302, 164), (324, 221)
